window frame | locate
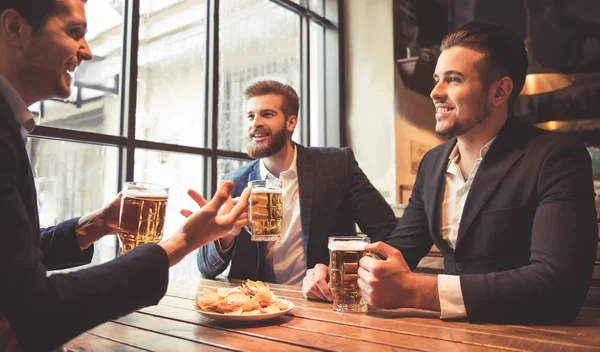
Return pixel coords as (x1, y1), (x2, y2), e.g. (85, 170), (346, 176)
(28, 0), (344, 257)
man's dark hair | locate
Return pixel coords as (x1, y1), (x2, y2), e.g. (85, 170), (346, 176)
(441, 21), (528, 107)
(0, 0), (85, 33)
(244, 80), (300, 118)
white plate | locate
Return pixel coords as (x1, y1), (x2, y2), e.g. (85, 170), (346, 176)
(195, 299), (294, 322)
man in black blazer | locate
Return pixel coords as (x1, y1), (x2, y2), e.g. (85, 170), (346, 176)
(0, 1), (249, 350)
(197, 80), (397, 288)
(304, 22), (597, 324)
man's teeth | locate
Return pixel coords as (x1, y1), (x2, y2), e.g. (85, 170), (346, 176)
(437, 107), (453, 113)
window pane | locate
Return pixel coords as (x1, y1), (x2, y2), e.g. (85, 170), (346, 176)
(310, 21), (325, 147)
(136, 0), (207, 147)
(218, 0), (301, 152)
(217, 158), (252, 180)
(32, 0), (123, 136)
(27, 138), (120, 265)
(134, 149), (206, 282)
(309, 0), (324, 16)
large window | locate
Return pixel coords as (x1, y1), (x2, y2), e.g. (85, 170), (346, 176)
(29, 0), (341, 282)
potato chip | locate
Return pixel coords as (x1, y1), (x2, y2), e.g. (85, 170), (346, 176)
(195, 280), (290, 315)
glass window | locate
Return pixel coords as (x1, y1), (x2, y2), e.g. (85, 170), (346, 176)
(309, 0), (324, 16)
(136, 0), (208, 148)
(134, 149), (205, 282)
(28, 0), (339, 277)
(33, 0), (124, 136)
(218, 0), (301, 153)
(27, 138), (120, 265)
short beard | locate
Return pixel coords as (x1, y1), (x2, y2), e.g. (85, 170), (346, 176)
(436, 92), (491, 138)
(246, 128), (288, 159)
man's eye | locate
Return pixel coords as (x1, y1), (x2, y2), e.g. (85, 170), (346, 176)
(247, 115), (254, 120)
(448, 77), (461, 83)
(68, 28), (82, 39)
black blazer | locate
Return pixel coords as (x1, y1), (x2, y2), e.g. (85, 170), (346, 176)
(0, 95), (169, 351)
(386, 118), (598, 324)
(197, 144), (398, 281)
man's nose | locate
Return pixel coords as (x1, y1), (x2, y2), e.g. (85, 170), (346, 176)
(78, 39), (93, 62)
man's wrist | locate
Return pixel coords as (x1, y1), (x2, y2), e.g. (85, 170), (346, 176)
(409, 274), (441, 312)
(159, 237), (187, 267)
(217, 236), (235, 253)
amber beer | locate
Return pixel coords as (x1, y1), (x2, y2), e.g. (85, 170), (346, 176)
(118, 182), (169, 254)
(248, 180), (283, 241)
(328, 236), (371, 312)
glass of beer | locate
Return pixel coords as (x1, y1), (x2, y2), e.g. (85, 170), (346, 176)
(117, 182), (169, 254)
(247, 180), (283, 241)
(328, 236), (371, 313)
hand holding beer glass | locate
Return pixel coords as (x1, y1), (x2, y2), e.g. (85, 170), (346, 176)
(118, 182), (169, 254)
(247, 180), (283, 241)
(328, 236), (372, 312)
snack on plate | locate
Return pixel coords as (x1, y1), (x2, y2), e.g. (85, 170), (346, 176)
(195, 280), (291, 315)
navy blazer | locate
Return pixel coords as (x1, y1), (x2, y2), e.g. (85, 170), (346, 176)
(197, 144), (398, 281)
(386, 118), (597, 324)
(0, 94), (169, 351)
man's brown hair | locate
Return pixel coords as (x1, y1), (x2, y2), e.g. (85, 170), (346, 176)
(0, 0), (86, 33)
(441, 21), (528, 107)
(244, 80), (299, 118)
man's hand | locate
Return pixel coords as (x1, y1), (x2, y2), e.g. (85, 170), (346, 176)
(181, 194), (248, 251)
(75, 193), (122, 250)
(302, 263), (333, 301)
(160, 181), (251, 266)
(357, 242), (440, 311)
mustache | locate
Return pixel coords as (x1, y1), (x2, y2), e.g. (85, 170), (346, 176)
(248, 128), (270, 137)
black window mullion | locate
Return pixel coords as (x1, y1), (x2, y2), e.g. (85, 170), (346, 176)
(209, 0), (220, 197)
(123, 0), (141, 182)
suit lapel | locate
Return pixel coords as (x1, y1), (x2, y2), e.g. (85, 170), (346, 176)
(455, 119), (524, 248)
(427, 140), (456, 254)
(248, 161), (261, 182)
(296, 145), (314, 240)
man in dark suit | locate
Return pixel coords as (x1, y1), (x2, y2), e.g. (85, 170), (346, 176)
(0, 1), (249, 350)
(304, 21), (597, 324)
(197, 80), (397, 288)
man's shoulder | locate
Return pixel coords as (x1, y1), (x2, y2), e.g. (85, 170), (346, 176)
(222, 159), (259, 182)
(301, 145), (349, 159)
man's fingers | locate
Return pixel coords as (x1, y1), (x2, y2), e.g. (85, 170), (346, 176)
(220, 186), (251, 223)
(180, 209), (193, 218)
(187, 188), (208, 207)
(364, 241), (399, 260)
(206, 181), (235, 212)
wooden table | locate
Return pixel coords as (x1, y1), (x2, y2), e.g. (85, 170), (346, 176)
(65, 279), (600, 351)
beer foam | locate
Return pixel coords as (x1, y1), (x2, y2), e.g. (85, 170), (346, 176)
(251, 187), (283, 194)
(123, 190), (168, 199)
(328, 241), (366, 251)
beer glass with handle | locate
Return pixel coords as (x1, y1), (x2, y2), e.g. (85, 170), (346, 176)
(247, 179), (283, 241)
(328, 236), (371, 312)
(118, 182), (169, 254)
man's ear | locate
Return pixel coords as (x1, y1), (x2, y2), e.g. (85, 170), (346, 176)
(490, 77), (513, 106)
(0, 9), (32, 49)
(286, 114), (298, 134)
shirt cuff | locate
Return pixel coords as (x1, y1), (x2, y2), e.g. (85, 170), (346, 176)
(215, 238), (234, 255)
(437, 274), (467, 319)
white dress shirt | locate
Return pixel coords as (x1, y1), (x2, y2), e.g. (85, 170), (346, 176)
(260, 146), (306, 285)
(0, 75), (35, 144)
(437, 137), (496, 319)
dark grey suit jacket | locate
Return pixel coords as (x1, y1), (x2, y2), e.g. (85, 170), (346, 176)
(386, 118), (597, 324)
(197, 144), (398, 281)
(0, 94), (169, 351)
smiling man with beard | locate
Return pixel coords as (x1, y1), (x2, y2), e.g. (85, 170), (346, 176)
(197, 80), (398, 288)
(314, 21), (596, 325)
